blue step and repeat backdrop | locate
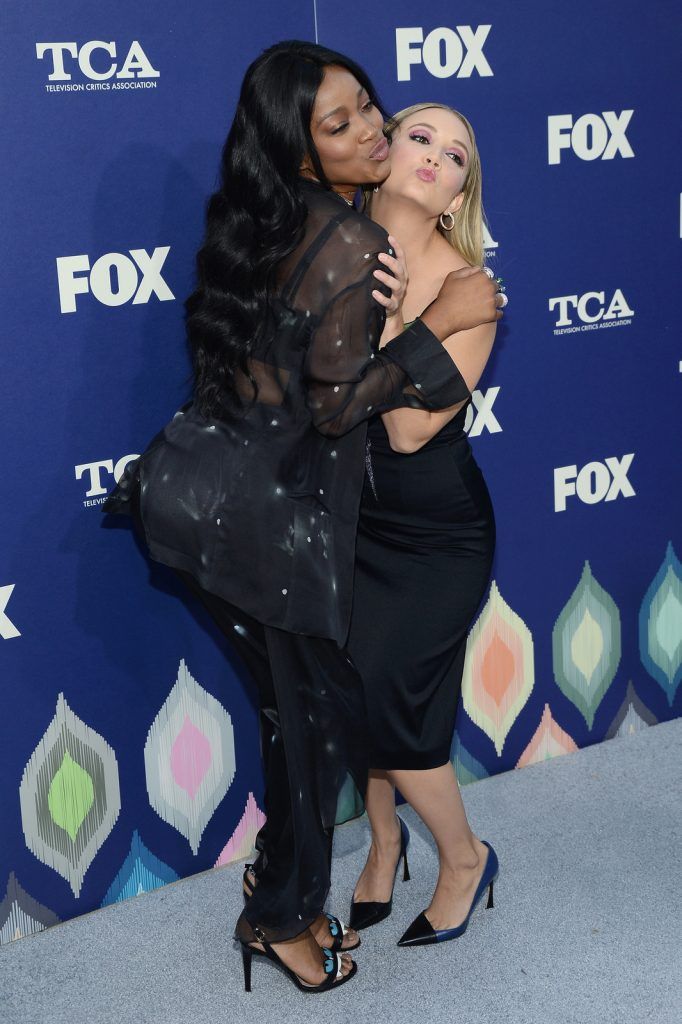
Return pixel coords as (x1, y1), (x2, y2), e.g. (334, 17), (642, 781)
(1, 2), (680, 941)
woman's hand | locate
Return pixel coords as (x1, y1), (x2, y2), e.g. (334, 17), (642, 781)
(421, 266), (504, 340)
(372, 235), (408, 317)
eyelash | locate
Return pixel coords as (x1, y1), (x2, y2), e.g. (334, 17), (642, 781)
(330, 100), (375, 134)
(409, 132), (465, 167)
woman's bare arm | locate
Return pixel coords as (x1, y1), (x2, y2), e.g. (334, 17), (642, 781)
(380, 320), (497, 453)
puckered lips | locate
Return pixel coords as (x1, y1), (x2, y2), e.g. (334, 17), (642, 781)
(368, 137), (390, 161)
(416, 167), (436, 182)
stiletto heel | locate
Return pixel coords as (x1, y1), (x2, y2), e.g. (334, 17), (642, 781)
(402, 847), (410, 881)
(238, 934), (357, 993)
(398, 840), (499, 947)
(241, 942), (252, 992)
(349, 815), (410, 930)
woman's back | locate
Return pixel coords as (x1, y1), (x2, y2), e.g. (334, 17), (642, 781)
(232, 179), (392, 426)
(107, 180), (465, 643)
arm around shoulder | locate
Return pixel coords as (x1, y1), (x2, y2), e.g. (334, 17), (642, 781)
(381, 319), (497, 453)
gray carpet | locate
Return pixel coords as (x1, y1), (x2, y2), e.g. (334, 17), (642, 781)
(2, 719), (680, 1024)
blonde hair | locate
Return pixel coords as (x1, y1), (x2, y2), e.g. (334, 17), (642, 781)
(370, 103), (488, 268)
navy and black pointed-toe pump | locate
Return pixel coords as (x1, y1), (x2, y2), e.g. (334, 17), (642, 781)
(349, 816), (410, 931)
(397, 840), (498, 948)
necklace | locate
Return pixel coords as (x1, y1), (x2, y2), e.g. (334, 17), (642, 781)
(331, 186), (356, 206)
(301, 174), (355, 206)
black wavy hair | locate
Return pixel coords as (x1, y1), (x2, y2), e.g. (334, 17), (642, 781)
(186, 39), (385, 417)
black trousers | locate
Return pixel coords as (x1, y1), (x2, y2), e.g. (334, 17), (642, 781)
(177, 571), (368, 943)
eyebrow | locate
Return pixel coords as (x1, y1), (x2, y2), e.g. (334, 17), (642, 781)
(408, 122), (470, 155)
(317, 85), (368, 126)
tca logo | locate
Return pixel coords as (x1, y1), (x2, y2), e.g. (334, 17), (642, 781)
(549, 289), (634, 328)
(554, 454), (635, 512)
(465, 387), (502, 437)
(548, 111), (634, 164)
(0, 585), (20, 640)
(396, 26), (492, 81)
(36, 41), (159, 81)
(75, 456), (139, 507)
(482, 223), (498, 252)
(57, 247), (174, 313)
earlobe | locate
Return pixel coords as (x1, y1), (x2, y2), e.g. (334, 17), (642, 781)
(300, 151), (315, 177)
(299, 162), (319, 184)
(449, 192), (465, 216)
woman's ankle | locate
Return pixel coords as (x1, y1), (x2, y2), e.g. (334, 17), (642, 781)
(369, 815), (402, 856)
(437, 836), (482, 876)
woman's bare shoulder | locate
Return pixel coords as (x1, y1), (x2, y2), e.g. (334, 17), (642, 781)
(432, 234), (472, 276)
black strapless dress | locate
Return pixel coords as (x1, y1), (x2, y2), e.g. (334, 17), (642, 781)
(348, 405), (495, 770)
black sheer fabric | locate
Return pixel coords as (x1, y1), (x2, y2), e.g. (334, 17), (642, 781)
(175, 570), (368, 945)
(105, 180), (470, 646)
(104, 179), (470, 942)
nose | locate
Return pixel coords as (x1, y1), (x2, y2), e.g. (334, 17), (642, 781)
(425, 153), (440, 168)
(360, 121), (379, 143)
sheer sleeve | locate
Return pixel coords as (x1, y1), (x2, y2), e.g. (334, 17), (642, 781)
(304, 249), (470, 438)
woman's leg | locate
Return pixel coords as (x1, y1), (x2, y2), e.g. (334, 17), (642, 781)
(176, 572), (354, 982)
(389, 764), (489, 930)
(354, 763), (488, 930)
(352, 770), (402, 903)
(254, 626), (365, 948)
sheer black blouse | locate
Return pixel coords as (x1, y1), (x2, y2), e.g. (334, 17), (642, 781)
(105, 180), (470, 644)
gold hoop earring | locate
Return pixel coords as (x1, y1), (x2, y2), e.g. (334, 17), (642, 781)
(439, 211), (455, 231)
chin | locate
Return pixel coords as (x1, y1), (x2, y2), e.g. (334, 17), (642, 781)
(366, 162), (391, 187)
(389, 178), (438, 211)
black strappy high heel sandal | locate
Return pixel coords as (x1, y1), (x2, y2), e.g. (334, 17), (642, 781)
(241, 863), (257, 903)
(242, 864), (360, 952)
(239, 933), (357, 994)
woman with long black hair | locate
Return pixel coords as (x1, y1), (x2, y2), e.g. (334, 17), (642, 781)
(105, 41), (503, 992)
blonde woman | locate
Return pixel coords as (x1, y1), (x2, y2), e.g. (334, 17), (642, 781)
(347, 104), (503, 947)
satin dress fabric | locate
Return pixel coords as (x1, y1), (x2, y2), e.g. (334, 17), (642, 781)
(348, 405), (495, 770)
(103, 182), (471, 943)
